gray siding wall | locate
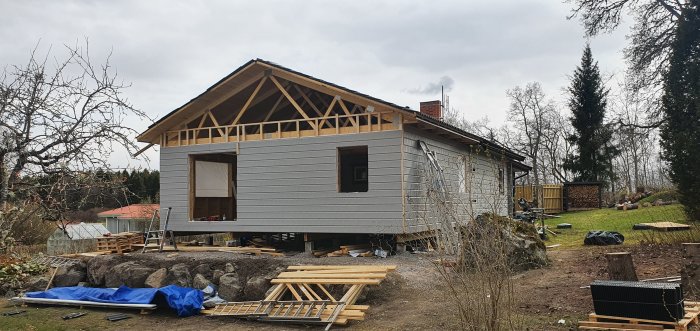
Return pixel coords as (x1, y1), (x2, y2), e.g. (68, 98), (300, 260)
(160, 131), (404, 233)
(403, 127), (511, 232)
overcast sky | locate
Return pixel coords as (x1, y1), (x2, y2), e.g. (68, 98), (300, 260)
(0, 0), (629, 169)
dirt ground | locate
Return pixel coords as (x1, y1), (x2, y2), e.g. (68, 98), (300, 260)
(0, 244), (690, 331)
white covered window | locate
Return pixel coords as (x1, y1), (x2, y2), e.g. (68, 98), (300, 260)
(195, 161), (231, 197)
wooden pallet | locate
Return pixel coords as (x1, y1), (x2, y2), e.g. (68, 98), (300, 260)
(96, 233), (137, 254)
(581, 301), (700, 331)
(205, 265), (396, 329)
(639, 222), (691, 231)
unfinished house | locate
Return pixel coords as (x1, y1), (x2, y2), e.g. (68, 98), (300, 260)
(137, 59), (529, 249)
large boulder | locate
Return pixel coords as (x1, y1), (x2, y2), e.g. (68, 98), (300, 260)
(145, 268), (168, 288)
(167, 263), (192, 287)
(53, 262), (87, 287)
(194, 264), (213, 279)
(193, 273), (210, 289)
(105, 262), (155, 288)
(86, 255), (118, 286)
(212, 270), (225, 285)
(243, 276), (270, 300)
(462, 214), (548, 272)
(218, 273), (242, 301)
(25, 276), (48, 292)
(502, 222), (548, 271)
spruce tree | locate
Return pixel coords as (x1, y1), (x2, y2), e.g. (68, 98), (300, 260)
(660, 0), (700, 220)
(564, 44), (618, 183)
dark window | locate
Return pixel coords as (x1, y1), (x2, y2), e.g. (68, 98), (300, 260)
(498, 167), (504, 194)
(338, 146), (368, 192)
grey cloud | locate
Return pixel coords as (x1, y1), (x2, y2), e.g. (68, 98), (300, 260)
(407, 76), (455, 95)
(0, 0), (628, 169)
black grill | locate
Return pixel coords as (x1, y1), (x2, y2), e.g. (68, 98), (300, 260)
(590, 280), (684, 322)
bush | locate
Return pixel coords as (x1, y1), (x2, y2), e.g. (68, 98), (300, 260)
(0, 257), (48, 289)
(0, 203), (56, 248)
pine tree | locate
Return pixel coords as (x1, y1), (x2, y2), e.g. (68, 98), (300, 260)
(563, 44), (619, 184)
(660, 0), (700, 220)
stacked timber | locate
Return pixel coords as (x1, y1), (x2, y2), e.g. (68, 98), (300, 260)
(203, 265), (396, 327)
(566, 184), (602, 210)
(96, 234), (133, 254)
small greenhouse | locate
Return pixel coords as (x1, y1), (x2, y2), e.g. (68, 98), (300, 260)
(46, 222), (110, 255)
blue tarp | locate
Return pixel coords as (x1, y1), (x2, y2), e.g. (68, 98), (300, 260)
(25, 285), (203, 317)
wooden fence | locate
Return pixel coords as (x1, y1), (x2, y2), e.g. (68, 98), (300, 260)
(515, 184), (564, 214)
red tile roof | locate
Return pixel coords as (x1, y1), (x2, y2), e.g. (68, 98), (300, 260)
(97, 204), (159, 220)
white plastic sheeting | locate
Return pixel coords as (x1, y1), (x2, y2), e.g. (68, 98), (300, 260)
(195, 161), (231, 197)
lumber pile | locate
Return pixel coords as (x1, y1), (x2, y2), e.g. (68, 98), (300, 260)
(313, 244), (376, 257)
(96, 232), (143, 254)
(203, 265), (396, 329)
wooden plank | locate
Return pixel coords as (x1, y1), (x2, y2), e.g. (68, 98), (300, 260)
(293, 84), (324, 117)
(588, 313), (678, 327)
(277, 272), (389, 279)
(262, 93), (287, 122)
(287, 265), (397, 271)
(318, 96), (338, 128)
(269, 75), (316, 130)
(271, 279), (381, 285)
(295, 283), (316, 301)
(337, 98), (357, 127)
(301, 284), (323, 301)
(231, 76), (268, 125)
(315, 284), (336, 302)
(578, 321), (663, 330)
(261, 65), (399, 115)
(285, 284), (302, 301)
(207, 111), (225, 136)
(264, 284), (285, 301)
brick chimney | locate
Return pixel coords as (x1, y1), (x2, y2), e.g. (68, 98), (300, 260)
(419, 100), (442, 119)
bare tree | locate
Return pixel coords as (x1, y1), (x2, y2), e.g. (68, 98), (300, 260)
(609, 80), (674, 194)
(567, 0), (690, 125)
(442, 106), (498, 140)
(506, 82), (558, 199)
(0, 42), (147, 205)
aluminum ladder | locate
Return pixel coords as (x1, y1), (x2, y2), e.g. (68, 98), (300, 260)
(417, 140), (448, 200)
(141, 207), (178, 253)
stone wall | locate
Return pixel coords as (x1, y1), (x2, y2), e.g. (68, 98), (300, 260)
(61, 255), (289, 301)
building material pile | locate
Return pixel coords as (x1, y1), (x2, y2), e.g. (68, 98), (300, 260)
(313, 244), (375, 257)
(96, 232), (144, 254)
(202, 265), (396, 329)
(581, 280), (700, 331)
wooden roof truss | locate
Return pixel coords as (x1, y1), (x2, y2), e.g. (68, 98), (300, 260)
(159, 70), (403, 147)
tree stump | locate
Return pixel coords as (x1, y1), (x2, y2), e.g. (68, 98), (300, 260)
(681, 243), (700, 297)
(606, 252), (638, 281)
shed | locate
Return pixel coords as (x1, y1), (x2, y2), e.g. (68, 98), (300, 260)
(46, 222), (110, 255)
(98, 204), (159, 234)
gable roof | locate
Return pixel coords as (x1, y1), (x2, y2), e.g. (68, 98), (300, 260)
(97, 204), (159, 220)
(139, 59), (526, 162)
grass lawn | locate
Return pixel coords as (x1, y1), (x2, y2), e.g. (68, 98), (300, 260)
(542, 204), (691, 248)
